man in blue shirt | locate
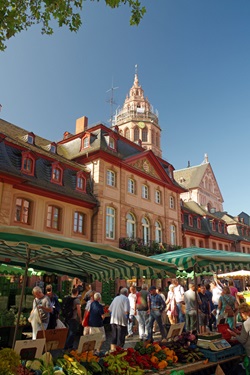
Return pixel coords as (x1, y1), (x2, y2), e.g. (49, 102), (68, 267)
(146, 286), (167, 343)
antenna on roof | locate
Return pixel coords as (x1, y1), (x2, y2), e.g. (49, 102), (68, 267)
(106, 78), (118, 126)
(0, 104), (2, 112)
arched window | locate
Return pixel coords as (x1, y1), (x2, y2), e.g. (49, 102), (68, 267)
(151, 130), (155, 145)
(170, 224), (176, 245)
(134, 127), (139, 141)
(126, 213), (136, 239)
(155, 221), (162, 243)
(142, 127), (148, 142)
(125, 128), (130, 140)
(106, 206), (115, 239)
(142, 217), (150, 245)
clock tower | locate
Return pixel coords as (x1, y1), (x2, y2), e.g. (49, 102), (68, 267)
(112, 67), (162, 158)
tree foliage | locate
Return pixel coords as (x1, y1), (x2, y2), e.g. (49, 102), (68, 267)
(0, 0), (146, 51)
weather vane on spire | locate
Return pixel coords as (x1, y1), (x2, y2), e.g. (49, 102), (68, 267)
(135, 64), (138, 75)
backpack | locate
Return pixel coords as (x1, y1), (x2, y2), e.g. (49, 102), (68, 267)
(61, 296), (75, 321)
(224, 304), (234, 317)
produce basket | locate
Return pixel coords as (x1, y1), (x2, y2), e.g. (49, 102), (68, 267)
(199, 344), (245, 362)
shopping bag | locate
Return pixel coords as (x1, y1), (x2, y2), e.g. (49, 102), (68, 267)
(56, 318), (66, 329)
(82, 310), (90, 327)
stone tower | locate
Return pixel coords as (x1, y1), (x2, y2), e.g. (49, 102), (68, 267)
(112, 68), (162, 158)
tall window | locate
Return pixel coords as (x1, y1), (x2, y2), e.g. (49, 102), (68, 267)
(21, 152), (35, 175)
(170, 224), (176, 245)
(52, 168), (61, 181)
(134, 127), (139, 141)
(106, 206), (115, 239)
(142, 184), (149, 199)
(74, 212), (85, 234)
(106, 170), (115, 187)
(155, 221), (162, 243)
(125, 128), (130, 139)
(142, 217), (150, 244)
(169, 196), (175, 209)
(47, 205), (60, 230)
(15, 198), (31, 224)
(155, 190), (161, 204)
(126, 213), (136, 238)
(142, 127), (148, 142)
(128, 178), (135, 194)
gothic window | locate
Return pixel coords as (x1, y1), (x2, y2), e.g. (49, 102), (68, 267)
(142, 127), (148, 142)
(125, 128), (130, 140)
(134, 127), (139, 141)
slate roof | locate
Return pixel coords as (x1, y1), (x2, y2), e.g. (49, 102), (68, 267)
(173, 163), (208, 189)
(0, 118), (97, 206)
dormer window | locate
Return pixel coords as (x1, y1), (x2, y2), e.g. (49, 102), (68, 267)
(218, 222), (222, 233)
(51, 162), (63, 185)
(21, 151), (35, 176)
(104, 134), (116, 151)
(197, 217), (201, 229)
(76, 171), (86, 192)
(50, 143), (57, 154)
(82, 135), (90, 149)
(27, 133), (35, 145)
(211, 220), (216, 231)
(188, 215), (193, 227)
(109, 137), (115, 149)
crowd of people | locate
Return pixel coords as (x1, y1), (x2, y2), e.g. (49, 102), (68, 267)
(28, 277), (246, 355)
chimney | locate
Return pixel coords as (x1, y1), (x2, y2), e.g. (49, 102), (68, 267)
(75, 116), (88, 134)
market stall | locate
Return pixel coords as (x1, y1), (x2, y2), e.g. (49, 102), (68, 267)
(150, 247), (250, 274)
(0, 225), (177, 347)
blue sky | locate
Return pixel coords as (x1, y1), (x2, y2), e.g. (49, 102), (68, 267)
(1, 0), (250, 216)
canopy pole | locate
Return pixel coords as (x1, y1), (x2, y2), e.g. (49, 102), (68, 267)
(12, 248), (31, 348)
(193, 263), (200, 333)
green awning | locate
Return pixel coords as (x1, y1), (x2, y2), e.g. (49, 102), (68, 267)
(0, 226), (177, 281)
(151, 247), (250, 273)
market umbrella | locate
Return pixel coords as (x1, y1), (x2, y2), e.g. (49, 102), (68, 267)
(150, 247), (250, 273)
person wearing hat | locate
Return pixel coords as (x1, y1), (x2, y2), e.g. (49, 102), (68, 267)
(146, 285), (167, 343)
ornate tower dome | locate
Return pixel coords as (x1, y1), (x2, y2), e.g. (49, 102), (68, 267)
(112, 67), (162, 158)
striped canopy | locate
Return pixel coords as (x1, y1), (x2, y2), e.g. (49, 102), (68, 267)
(0, 226), (177, 281)
(151, 247), (250, 274)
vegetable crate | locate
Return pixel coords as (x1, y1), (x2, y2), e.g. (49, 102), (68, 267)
(199, 344), (245, 362)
